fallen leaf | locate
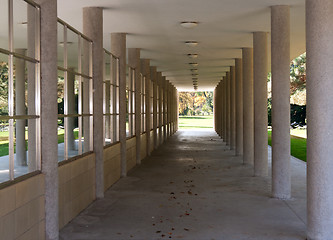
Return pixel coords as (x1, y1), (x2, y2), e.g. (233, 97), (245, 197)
(184, 228), (189, 231)
(156, 231), (161, 233)
(188, 191), (192, 195)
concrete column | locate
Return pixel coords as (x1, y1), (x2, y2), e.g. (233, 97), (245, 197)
(220, 81), (223, 138)
(230, 66), (236, 151)
(141, 61), (153, 156)
(167, 81), (170, 137)
(163, 77), (167, 142)
(128, 48), (141, 164)
(151, 66), (158, 149)
(222, 77), (227, 142)
(158, 72), (163, 145)
(226, 72), (231, 147)
(253, 32), (268, 177)
(242, 48), (254, 165)
(84, 7), (104, 197)
(141, 59), (151, 155)
(111, 33), (126, 177)
(27, 5), (37, 171)
(306, 1), (333, 239)
(271, 5), (291, 199)
(15, 49), (27, 166)
(235, 58), (243, 156)
(34, 0), (58, 238)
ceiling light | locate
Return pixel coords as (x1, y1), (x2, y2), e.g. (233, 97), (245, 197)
(190, 69), (198, 73)
(192, 73), (198, 77)
(192, 78), (198, 81)
(185, 41), (198, 47)
(180, 21), (199, 28)
(187, 54), (198, 58)
(189, 63), (198, 67)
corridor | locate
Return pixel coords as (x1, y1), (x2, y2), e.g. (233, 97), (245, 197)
(60, 130), (306, 240)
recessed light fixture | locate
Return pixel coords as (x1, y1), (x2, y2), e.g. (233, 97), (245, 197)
(189, 63), (198, 67)
(192, 73), (198, 77)
(190, 69), (198, 73)
(187, 54), (198, 58)
(192, 78), (198, 81)
(180, 21), (199, 28)
(185, 41), (198, 47)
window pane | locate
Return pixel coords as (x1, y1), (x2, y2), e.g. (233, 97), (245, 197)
(13, 0), (28, 51)
(67, 29), (79, 71)
(0, 0), (8, 50)
(57, 22), (65, 68)
(0, 120), (9, 182)
(0, 54), (9, 115)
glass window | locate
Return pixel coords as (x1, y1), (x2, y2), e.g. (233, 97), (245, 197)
(57, 20), (93, 161)
(0, 1), (41, 183)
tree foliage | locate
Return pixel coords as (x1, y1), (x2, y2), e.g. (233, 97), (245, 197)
(290, 52), (306, 95)
(179, 91), (213, 116)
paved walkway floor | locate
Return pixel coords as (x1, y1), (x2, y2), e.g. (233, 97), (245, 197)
(60, 129), (307, 240)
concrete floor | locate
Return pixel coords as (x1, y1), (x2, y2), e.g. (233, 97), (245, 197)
(60, 129), (307, 240)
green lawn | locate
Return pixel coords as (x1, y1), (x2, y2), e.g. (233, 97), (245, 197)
(0, 128), (79, 157)
(268, 130), (307, 162)
(179, 115), (213, 129)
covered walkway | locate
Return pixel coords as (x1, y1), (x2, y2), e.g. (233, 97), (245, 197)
(60, 130), (306, 240)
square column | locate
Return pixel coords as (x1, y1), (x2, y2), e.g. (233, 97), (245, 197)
(128, 48), (141, 164)
(242, 48), (254, 165)
(253, 32), (268, 177)
(306, 1), (333, 239)
(163, 77), (167, 142)
(158, 72), (163, 145)
(223, 76), (227, 142)
(111, 33), (127, 177)
(151, 66), (158, 149)
(271, 5), (291, 199)
(235, 58), (243, 156)
(84, 7), (104, 197)
(226, 72), (231, 147)
(141, 59), (151, 155)
(230, 66), (236, 151)
(34, 0), (59, 238)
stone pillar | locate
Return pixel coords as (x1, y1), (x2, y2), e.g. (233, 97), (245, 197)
(84, 7), (104, 197)
(222, 76), (227, 142)
(67, 70), (75, 151)
(111, 33), (126, 177)
(163, 77), (167, 142)
(35, 0), (58, 238)
(230, 66), (236, 151)
(141, 59), (151, 155)
(271, 5), (291, 199)
(306, 1), (333, 239)
(158, 72), (163, 145)
(235, 58), (243, 156)
(141, 62), (153, 156)
(27, 5), (37, 171)
(253, 32), (268, 177)
(151, 66), (158, 149)
(167, 81), (170, 137)
(242, 48), (254, 165)
(15, 49), (27, 166)
(128, 48), (141, 164)
(226, 72), (231, 147)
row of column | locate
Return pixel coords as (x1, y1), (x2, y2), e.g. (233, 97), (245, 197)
(38, 2), (178, 239)
(215, 2), (333, 239)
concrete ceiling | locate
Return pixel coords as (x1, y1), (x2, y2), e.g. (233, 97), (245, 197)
(58, 0), (306, 91)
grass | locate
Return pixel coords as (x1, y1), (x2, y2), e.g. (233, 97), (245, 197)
(178, 115), (213, 129)
(268, 130), (307, 162)
(0, 128), (79, 157)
